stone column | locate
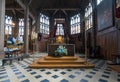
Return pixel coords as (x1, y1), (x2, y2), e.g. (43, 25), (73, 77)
(65, 16), (70, 44)
(80, 11), (85, 52)
(50, 16), (55, 38)
(92, 0), (97, 56)
(0, 0), (5, 58)
(82, 12), (87, 62)
(65, 14), (70, 37)
(80, 10), (87, 62)
(24, 2), (29, 56)
(36, 12), (40, 53)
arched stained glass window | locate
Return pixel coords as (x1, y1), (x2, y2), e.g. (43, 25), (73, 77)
(5, 15), (13, 35)
(40, 13), (49, 34)
(70, 14), (80, 34)
(97, 0), (103, 5)
(19, 18), (24, 35)
(56, 24), (64, 35)
(85, 3), (93, 30)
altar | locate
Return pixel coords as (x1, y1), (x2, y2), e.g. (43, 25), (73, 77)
(29, 37), (95, 68)
(29, 25), (95, 68)
(47, 44), (75, 56)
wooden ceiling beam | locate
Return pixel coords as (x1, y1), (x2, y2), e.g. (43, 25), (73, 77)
(6, 8), (23, 10)
(15, 0), (26, 9)
(15, 0), (34, 20)
(42, 8), (79, 11)
(52, 10), (59, 16)
(12, 9), (16, 15)
(61, 9), (68, 16)
(15, 9), (24, 14)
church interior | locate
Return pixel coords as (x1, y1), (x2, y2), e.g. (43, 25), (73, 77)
(0, 0), (120, 82)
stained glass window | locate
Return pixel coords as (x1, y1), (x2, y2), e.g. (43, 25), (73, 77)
(5, 15), (13, 35)
(85, 3), (93, 30)
(40, 13), (49, 34)
(56, 24), (64, 35)
(70, 14), (80, 34)
(19, 18), (24, 35)
(97, 0), (103, 5)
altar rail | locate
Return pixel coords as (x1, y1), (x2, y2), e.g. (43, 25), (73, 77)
(47, 44), (75, 56)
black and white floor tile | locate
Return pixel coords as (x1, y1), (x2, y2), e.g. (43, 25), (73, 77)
(0, 53), (120, 82)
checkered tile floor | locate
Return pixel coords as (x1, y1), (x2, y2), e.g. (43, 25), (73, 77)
(0, 53), (120, 82)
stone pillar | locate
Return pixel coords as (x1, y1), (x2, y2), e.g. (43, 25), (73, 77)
(0, 0), (5, 58)
(50, 16), (55, 36)
(49, 15), (55, 39)
(24, 2), (29, 55)
(65, 16), (70, 44)
(92, 0), (97, 55)
(80, 11), (85, 52)
(36, 12), (40, 53)
(80, 10), (87, 62)
(65, 14), (70, 37)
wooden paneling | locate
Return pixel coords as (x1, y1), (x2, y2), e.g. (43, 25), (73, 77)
(118, 30), (120, 52)
(70, 34), (82, 53)
(86, 29), (93, 57)
(39, 40), (48, 52)
(97, 27), (118, 60)
(38, 34), (49, 52)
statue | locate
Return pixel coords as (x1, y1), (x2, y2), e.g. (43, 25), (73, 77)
(56, 35), (64, 44)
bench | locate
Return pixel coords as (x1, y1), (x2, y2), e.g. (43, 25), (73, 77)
(2, 50), (24, 66)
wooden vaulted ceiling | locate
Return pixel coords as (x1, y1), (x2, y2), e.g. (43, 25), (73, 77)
(6, 0), (89, 18)
(6, 0), (24, 18)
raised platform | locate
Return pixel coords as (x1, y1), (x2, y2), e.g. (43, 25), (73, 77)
(29, 56), (95, 68)
(109, 65), (120, 72)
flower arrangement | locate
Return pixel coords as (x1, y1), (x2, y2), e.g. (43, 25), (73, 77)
(54, 45), (68, 57)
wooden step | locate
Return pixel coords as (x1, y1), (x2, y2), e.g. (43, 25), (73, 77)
(29, 56), (95, 68)
(44, 56), (78, 60)
(29, 63), (95, 68)
(109, 65), (120, 72)
(37, 57), (85, 64)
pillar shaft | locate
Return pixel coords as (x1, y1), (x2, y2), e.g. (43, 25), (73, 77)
(0, 0), (5, 58)
(24, 5), (29, 55)
(92, 0), (97, 56)
(36, 13), (40, 52)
